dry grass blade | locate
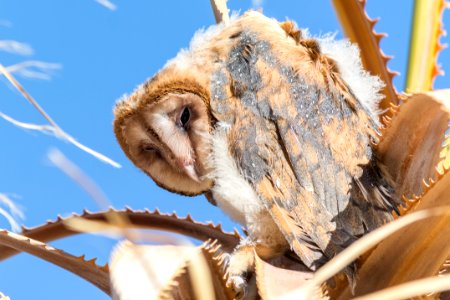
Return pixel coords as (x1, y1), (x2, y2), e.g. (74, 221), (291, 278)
(48, 149), (113, 211)
(64, 217), (188, 245)
(0, 40), (33, 55)
(159, 240), (233, 300)
(0, 292), (10, 300)
(0, 64), (120, 168)
(49, 150), (217, 298)
(110, 241), (180, 300)
(331, 0), (398, 111)
(0, 208), (20, 233)
(59, 134), (120, 168)
(185, 247), (216, 300)
(210, 0), (229, 24)
(0, 112), (55, 132)
(273, 208), (450, 299)
(110, 241), (216, 300)
(0, 193), (23, 232)
(405, 0), (447, 92)
(0, 64), (58, 127)
(49, 149), (193, 246)
(6, 60), (62, 80)
(353, 274), (450, 300)
(50, 148), (131, 236)
(64, 217), (125, 237)
(0, 193), (24, 220)
(95, 0), (117, 11)
(0, 229), (110, 294)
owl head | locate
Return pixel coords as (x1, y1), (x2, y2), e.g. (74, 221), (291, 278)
(113, 11), (383, 196)
(113, 76), (214, 195)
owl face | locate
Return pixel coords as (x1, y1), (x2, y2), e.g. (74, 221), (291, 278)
(119, 92), (213, 196)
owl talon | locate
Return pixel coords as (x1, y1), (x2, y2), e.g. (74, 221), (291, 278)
(223, 244), (256, 298)
(221, 253), (231, 273)
(223, 252), (247, 297)
(226, 274), (247, 299)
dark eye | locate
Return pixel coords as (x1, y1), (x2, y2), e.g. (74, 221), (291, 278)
(142, 145), (157, 153)
(180, 107), (190, 128)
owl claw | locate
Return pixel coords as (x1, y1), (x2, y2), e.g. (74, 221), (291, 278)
(226, 275), (246, 299)
(223, 251), (252, 298)
(221, 253), (231, 273)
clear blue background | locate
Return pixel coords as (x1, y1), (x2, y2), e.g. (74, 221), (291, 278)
(0, 1), (448, 299)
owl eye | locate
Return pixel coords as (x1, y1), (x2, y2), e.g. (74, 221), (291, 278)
(179, 107), (190, 128)
(142, 145), (157, 153)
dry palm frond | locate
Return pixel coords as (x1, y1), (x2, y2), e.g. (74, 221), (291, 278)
(376, 90), (450, 200)
(331, 0), (398, 111)
(0, 229), (110, 294)
(0, 208), (239, 262)
(333, 90), (450, 298)
(254, 253), (321, 300)
(110, 240), (234, 300)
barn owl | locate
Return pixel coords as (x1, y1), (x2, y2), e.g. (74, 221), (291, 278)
(114, 11), (398, 292)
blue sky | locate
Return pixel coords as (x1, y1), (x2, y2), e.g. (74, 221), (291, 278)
(0, 1), (448, 299)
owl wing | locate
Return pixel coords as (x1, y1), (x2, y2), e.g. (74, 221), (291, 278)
(228, 89), (395, 270)
(225, 92), (351, 268)
(210, 41), (395, 269)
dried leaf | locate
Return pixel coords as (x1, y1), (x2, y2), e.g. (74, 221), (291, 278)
(0, 229), (110, 294)
(200, 240), (236, 300)
(110, 241), (220, 300)
(64, 217), (190, 245)
(312, 208), (448, 292)
(336, 171), (450, 297)
(254, 252), (320, 300)
(110, 241), (190, 300)
(377, 89), (450, 200)
(0, 209), (240, 262)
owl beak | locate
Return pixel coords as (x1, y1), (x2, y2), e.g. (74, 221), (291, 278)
(183, 163), (201, 182)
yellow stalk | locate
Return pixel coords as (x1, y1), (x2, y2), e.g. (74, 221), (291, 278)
(405, 0), (446, 92)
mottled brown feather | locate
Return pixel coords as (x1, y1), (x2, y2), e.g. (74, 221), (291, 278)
(114, 12), (398, 275)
